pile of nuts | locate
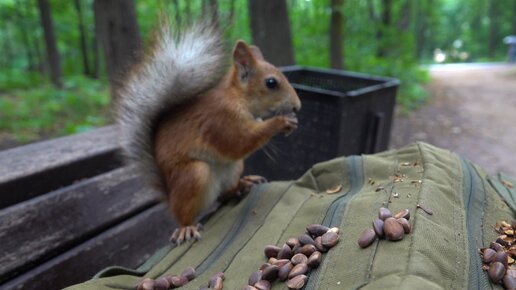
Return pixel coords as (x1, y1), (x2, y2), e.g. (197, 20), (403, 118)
(135, 224), (339, 290)
(358, 207), (412, 248)
(480, 220), (516, 289)
(242, 224), (340, 290)
(136, 266), (198, 290)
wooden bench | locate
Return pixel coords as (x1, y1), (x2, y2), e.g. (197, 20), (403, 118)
(0, 126), (177, 290)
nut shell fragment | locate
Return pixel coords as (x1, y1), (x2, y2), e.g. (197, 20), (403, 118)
(209, 276), (224, 290)
(325, 184), (342, 194)
(393, 209), (410, 220)
(136, 278), (155, 290)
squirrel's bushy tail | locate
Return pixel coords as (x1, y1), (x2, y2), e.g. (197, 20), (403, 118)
(116, 21), (227, 190)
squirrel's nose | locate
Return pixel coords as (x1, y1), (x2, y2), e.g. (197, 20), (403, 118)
(292, 99), (301, 112)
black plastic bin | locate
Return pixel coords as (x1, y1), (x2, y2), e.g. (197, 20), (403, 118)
(245, 66), (400, 180)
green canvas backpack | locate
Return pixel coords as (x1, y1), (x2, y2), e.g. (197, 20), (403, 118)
(67, 142), (515, 290)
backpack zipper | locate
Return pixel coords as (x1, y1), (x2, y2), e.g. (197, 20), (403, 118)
(194, 184), (266, 275)
(304, 155), (364, 289)
(460, 158), (492, 290)
(305, 156), (489, 290)
(195, 181), (293, 275)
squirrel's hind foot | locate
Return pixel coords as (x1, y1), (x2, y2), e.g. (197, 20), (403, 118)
(218, 175), (267, 203)
(170, 223), (202, 245)
(239, 175), (267, 194)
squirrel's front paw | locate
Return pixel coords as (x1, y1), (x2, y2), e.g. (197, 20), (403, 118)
(170, 223), (202, 245)
(281, 112), (298, 136)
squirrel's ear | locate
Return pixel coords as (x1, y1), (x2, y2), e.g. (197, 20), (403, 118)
(250, 45), (265, 61)
(233, 40), (256, 80)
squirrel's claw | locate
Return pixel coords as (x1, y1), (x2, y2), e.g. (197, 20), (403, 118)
(282, 112), (298, 136)
(241, 175), (267, 185)
(170, 224), (202, 245)
(238, 175), (268, 196)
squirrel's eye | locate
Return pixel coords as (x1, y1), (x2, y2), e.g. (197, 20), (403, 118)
(265, 77), (278, 89)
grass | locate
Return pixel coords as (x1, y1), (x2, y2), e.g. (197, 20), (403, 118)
(0, 71), (111, 144)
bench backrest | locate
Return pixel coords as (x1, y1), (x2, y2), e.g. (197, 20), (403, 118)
(0, 126), (175, 290)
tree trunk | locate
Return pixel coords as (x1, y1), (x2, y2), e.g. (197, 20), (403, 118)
(367, 0), (383, 58)
(397, 0), (411, 32)
(34, 31), (45, 73)
(37, 0), (62, 88)
(488, 0), (502, 58)
(185, 0), (192, 24)
(414, 0), (427, 61)
(206, 0), (219, 29)
(228, 0), (236, 26)
(91, 30), (100, 79)
(24, 0), (44, 72)
(248, 0), (295, 66)
(330, 0), (344, 69)
(512, 0), (516, 35)
(74, 0), (91, 76)
(171, 0), (182, 26)
(1, 24), (13, 68)
(94, 0), (142, 99)
(381, 0), (392, 30)
(366, 0), (377, 22)
(201, 0), (219, 27)
(15, 0), (35, 71)
(377, 0), (392, 58)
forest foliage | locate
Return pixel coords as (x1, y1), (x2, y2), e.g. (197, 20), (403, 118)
(0, 0), (515, 144)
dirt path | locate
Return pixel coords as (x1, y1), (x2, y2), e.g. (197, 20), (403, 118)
(390, 64), (516, 177)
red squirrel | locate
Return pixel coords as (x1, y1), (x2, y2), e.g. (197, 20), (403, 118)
(117, 22), (301, 244)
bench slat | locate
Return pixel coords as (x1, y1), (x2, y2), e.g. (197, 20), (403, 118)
(0, 203), (176, 290)
(0, 126), (121, 209)
(0, 166), (161, 283)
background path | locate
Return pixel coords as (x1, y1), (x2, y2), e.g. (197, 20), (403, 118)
(390, 63), (516, 177)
